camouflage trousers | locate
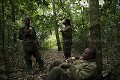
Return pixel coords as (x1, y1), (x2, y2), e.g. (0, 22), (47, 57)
(23, 41), (44, 70)
(45, 67), (70, 80)
(24, 50), (44, 71)
(63, 43), (72, 59)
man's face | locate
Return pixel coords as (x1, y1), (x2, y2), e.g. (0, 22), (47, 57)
(25, 18), (30, 25)
(83, 48), (92, 61)
(62, 20), (67, 26)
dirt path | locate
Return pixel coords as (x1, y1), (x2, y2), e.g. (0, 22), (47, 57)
(42, 48), (65, 69)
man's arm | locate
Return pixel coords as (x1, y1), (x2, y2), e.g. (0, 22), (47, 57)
(69, 62), (97, 80)
(18, 27), (24, 40)
(59, 62), (72, 69)
(32, 27), (41, 48)
(18, 27), (33, 40)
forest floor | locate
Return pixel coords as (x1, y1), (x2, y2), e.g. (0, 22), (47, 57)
(24, 48), (65, 80)
(0, 48), (120, 80)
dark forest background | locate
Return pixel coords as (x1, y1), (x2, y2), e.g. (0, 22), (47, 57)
(0, 0), (120, 80)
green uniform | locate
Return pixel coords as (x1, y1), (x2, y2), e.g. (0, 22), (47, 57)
(67, 59), (97, 80)
(18, 26), (44, 70)
(45, 59), (97, 80)
(61, 26), (72, 58)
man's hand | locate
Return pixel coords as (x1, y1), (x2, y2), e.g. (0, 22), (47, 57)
(59, 25), (65, 32)
(59, 29), (63, 32)
(59, 27), (64, 32)
(59, 62), (71, 69)
(66, 57), (76, 64)
(27, 27), (33, 34)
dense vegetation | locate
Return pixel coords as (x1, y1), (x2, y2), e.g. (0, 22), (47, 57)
(0, 0), (120, 79)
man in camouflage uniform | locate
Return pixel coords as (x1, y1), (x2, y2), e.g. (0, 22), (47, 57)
(45, 48), (97, 80)
(60, 18), (72, 59)
(18, 16), (44, 71)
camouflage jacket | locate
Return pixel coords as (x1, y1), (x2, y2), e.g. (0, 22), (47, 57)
(66, 59), (97, 80)
(18, 26), (36, 41)
(18, 26), (39, 51)
(61, 26), (72, 45)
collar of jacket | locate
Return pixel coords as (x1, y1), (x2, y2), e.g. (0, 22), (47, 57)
(83, 59), (96, 62)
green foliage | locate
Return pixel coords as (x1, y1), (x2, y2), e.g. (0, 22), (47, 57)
(100, 0), (120, 74)
(0, 0), (120, 79)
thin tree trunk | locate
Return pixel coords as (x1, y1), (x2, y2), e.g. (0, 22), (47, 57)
(2, 0), (10, 79)
(116, 21), (120, 52)
(89, 0), (103, 74)
(2, 0), (5, 70)
(115, 0), (120, 53)
(10, 0), (17, 44)
(0, 5), (2, 50)
(52, 0), (61, 51)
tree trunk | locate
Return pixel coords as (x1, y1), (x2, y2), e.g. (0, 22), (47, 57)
(116, 20), (120, 52)
(116, 1), (120, 53)
(10, 0), (17, 44)
(89, 0), (103, 74)
(0, 5), (2, 51)
(2, 0), (5, 69)
(2, 0), (10, 79)
(52, 0), (61, 51)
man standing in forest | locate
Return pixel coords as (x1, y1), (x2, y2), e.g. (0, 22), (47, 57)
(60, 18), (72, 59)
(18, 16), (44, 71)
